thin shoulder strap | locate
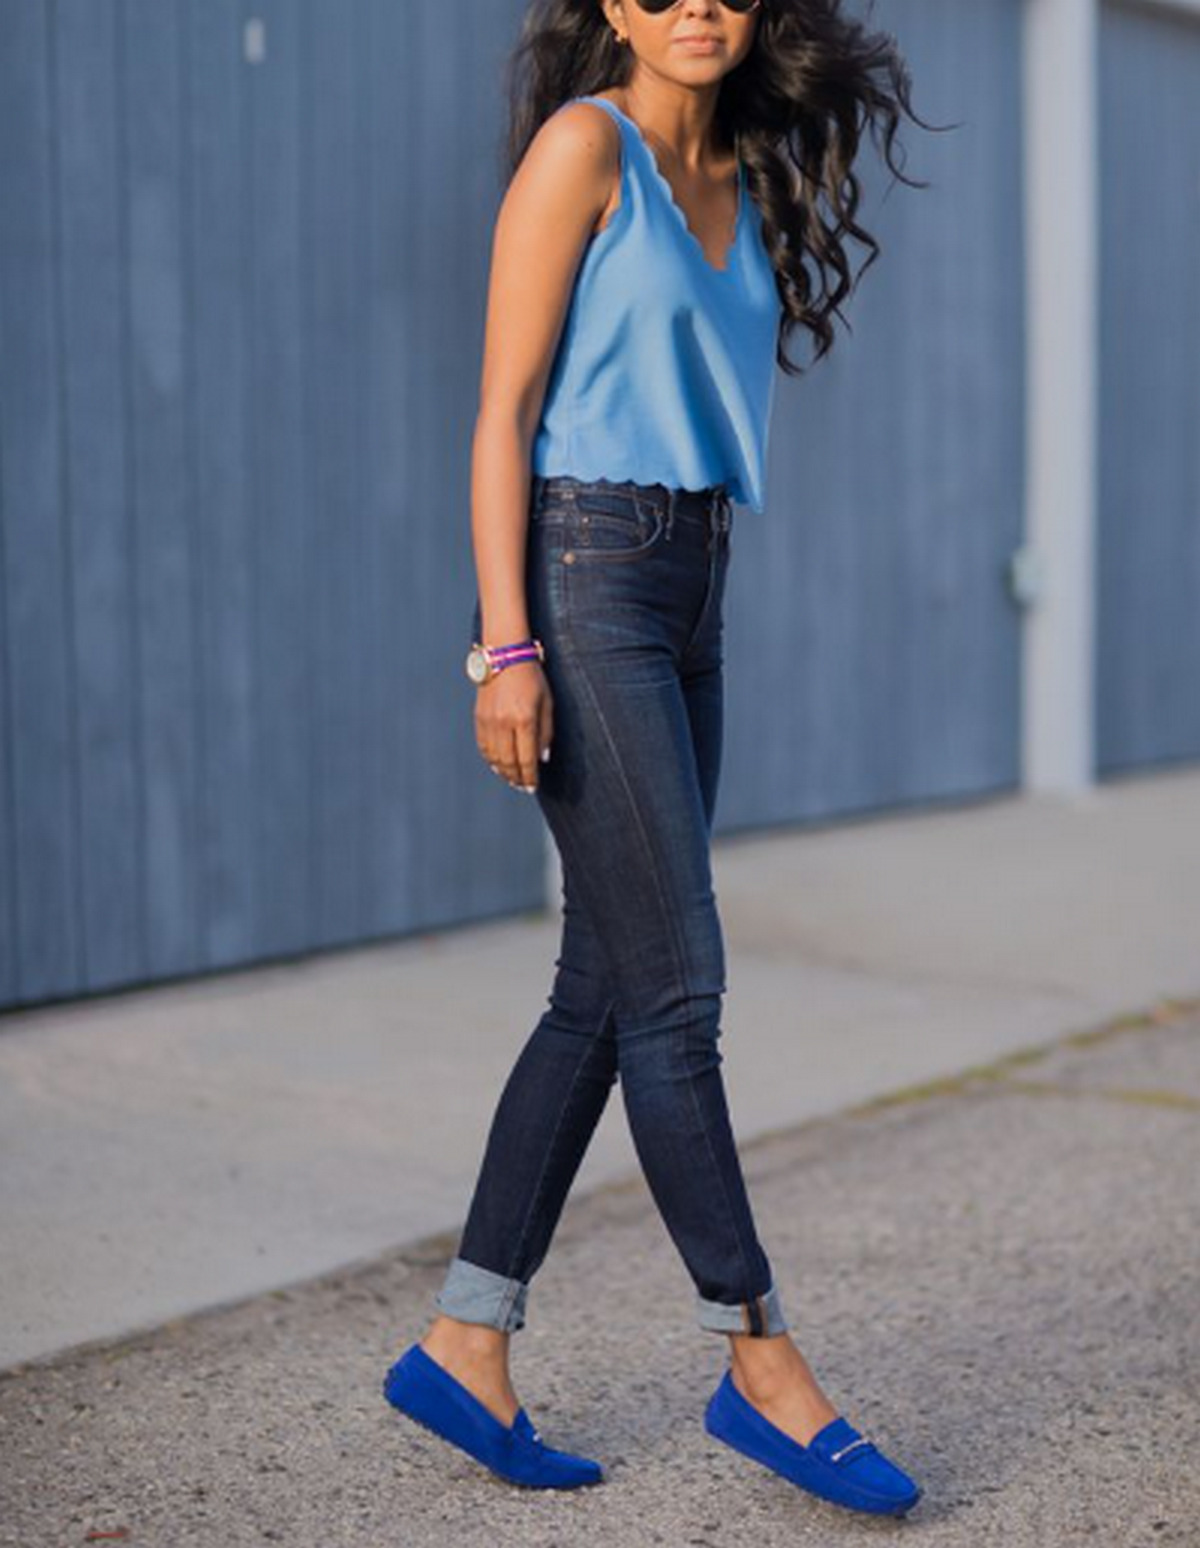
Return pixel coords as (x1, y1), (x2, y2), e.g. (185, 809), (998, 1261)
(573, 94), (629, 147)
(575, 94), (621, 123)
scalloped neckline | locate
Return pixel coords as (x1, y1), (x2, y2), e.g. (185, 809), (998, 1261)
(584, 95), (744, 278)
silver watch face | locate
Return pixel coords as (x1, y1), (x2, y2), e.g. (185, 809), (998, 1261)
(466, 647), (489, 684)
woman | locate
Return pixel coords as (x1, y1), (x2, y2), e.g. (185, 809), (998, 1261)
(384, 0), (929, 1516)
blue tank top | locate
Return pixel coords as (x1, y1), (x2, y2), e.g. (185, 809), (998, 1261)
(530, 95), (781, 513)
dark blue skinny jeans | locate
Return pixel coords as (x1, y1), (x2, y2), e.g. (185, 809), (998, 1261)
(438, 473), (787, 1339)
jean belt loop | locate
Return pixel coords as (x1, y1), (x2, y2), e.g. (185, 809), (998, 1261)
(665, 485), (676, 542)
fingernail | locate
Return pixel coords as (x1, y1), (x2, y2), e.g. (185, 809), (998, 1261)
(522, 785), (536, 794)
(540, 747), (551, 762)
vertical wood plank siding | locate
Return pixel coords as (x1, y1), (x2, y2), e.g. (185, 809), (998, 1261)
(1096, 1), (1200, 773)
(2, 0), (1043, 1006)
(719, 0), (1026, 833)
(0, 0), (544, 1008)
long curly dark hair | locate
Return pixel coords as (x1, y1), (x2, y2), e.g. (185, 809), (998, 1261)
(501, 0), (944, 376)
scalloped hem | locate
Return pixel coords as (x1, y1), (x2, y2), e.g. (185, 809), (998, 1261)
(531, 458), (758, 513)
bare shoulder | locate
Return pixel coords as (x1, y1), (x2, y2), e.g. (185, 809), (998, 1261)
(542, 98), (621, 153)
(497, 99), (621, 248)
(520, 99), (620, 192)
(478, 99), (625, 429)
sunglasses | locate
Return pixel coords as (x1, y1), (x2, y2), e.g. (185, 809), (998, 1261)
(631, 0), (761, 12)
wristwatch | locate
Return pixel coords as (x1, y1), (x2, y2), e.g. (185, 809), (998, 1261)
(465, 637), (546, 685)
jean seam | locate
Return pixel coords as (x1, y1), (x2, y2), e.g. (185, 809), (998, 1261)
(501, 1021), (602, 1285)
(496, 966), (618, 1286)
(680, 535), (725, 665)
(678, 1020), (759, 1314)
(568, 647), (757, 1313)
(567, 650), (694, 1038)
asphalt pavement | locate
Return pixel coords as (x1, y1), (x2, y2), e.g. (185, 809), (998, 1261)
(2, 765), (1200, 1545)
(2, 997), (1198, 1546)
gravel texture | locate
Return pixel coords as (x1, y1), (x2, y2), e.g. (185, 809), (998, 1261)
(2, 1003), (1198, 1547)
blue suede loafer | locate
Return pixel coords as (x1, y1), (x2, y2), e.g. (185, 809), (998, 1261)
(382, 1342), (605, 1489)
(704, 1369), (921, 1516)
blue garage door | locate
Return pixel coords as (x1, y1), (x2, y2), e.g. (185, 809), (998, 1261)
(1096, 1), (1200, 776)
(720, 0), (1026, 831)
(0, 0), (538, 1009)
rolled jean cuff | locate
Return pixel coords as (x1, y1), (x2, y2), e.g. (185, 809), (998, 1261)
(696, 1280), (788, 1337)
(434, 1255), (529, 1333)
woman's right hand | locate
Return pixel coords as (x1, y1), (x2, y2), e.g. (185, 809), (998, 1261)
(474, 660), (554, 793)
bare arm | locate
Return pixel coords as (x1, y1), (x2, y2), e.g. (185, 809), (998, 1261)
(470, 102), (619, 792)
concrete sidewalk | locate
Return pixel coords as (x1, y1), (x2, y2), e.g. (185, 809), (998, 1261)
(1, 765), (1199, 1372)
(2, 999), (1198, 1546)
